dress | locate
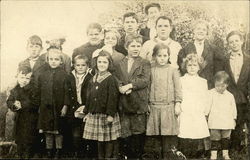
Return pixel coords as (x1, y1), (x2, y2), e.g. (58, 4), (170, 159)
(146, 64), (182, 135)
(178, 74), (210, 139)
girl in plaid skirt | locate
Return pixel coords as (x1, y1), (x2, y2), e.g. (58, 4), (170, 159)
(83, 50), (121, 159)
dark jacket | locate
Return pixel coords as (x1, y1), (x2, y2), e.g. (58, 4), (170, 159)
(83, 74), (119, 117)
(115, 56), (151, 114)
(34, 66), (70, 132)
(6, 84), (38, 144)
(115, 34), (149, 56)
(72, 41), (104, 64)
(177, 40), (225, 89)
(67, 71), (93, 117)
(224, 54), (250, 104)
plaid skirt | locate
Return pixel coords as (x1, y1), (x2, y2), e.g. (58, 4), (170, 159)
(83, 113), (121, 141)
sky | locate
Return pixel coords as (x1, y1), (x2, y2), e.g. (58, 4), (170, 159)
(0, 0), (249, 91)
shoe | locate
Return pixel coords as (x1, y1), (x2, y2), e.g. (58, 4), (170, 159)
(54, 149), (61, 159)
(46, 149), (53, 158)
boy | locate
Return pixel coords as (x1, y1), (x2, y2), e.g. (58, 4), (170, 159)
(140, 3), (161, 40)
(115, 12), (149, 56)
(72, 23), (104, 64)
(206, 71), (237, 160)
(67, 55), (93, 158)
(6, 66), (38, 158)
(223, 31), (250, 151)
(33, 48), (70, 158)
(115, 34), (151, 159)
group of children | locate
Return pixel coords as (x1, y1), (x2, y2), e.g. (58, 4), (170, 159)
(6, 3), (250, 160)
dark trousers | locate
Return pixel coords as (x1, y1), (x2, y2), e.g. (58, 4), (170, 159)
(97, 140), (116, 159)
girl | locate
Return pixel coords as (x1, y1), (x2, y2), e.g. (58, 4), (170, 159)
(146, 43), (182, 159)
(92, 29), (125, 66)
(34, 48), (70, 158)
(178, 54), (210, 158)
(141, 16), (182, 69)
(67, 55), (93, 158)
(82, 51), (121, 159)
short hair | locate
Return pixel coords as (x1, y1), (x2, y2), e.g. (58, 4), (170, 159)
(18, 65), (32, 75)
(104, 29), (121, 46)
(124, 34), (143, 48)
(226, 30), (243, 42)
(73, 55), (90, 66)
(28, 35), (42, 47)
(156, 16), (173, 27)
(92, 50), (114, 72)
(145, 3), (161, 15)
(123, 12), (139, 23)
(181, 53), (204, 73)
(86, 23), (102, 34)
(192, 20), (209, 32)
(214, 71), (230, 85)
(47, 47), (63, 62)
(152, 43), (171, 64)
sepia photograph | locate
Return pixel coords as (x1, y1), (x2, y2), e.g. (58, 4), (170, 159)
(0, 0), (249, 159)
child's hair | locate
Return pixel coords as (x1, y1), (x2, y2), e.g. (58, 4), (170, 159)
(47, 45), (62, 51)
(27, 35), (42, 47)
(124, 34), (143, 49)
(152, 43), (171, 64)
(123, 12), (139, 23)
(226, 30), (243, 42)
(145, 3), (161, 15)
(104, 29), (121, 46)
(73, 55), (90, 66)
(214, 71), (230, 85)
(156, 16), (173, 27)
(47, 47), (63, 62)
(18, 65), (32, 75)
(181, 53), (204, 73)
(93, 50), (114, 72)
(86, 23), (102, 34)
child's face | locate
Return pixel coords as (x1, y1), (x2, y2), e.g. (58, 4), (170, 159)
(155, 49), (169, 66)
(147, 7), (160, 21)
(228, 35), (243, 52)
(215, 80), (228, 94)
(194, 23), (207, 41)
(123, 16), (138, 34)
(186, 61), (199, 75)
(127, 40), (142, 58)
(88, 29), (103, 45)
(104, 32), (117, 47)
(27, 42), (42, 59)
(156, 19), (172, 40)
(48, 50), (62, 68)
(97, 56), (109, 73)
(74, 59), (88, 75)
(17, 72), (32, 88)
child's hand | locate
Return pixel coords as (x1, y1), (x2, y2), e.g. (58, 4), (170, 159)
(14, 100), (22, 110)
(125, 89), (132, 95)
(83, 114), (89, 122)
(61, 105), (68, 117)
(174, 102), (182, 116)
(107, 115), (114, 123)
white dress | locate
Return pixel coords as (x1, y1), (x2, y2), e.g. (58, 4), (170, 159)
(178, 74), (210, 139)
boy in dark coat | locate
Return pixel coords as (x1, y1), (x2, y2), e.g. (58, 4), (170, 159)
(6, 66), (38, 159)
(33, 48), (70, 158)
(115, 34), (151, 159)
(67, 55), (93, 158)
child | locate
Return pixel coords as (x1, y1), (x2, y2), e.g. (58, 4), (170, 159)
(34, 48), (70, 158)
(115, 12), (149, 56)
(178, 53), (210, 158)
(115, 34), (151, 159)
(72, 23), (104, 63)
(146, 43), (182, 159)
(67, 55), (93, 158)
(6, 66), (38, 158)
(206, 71), (237, 160)
(82, 51), (121, 159)
(223, 31), (250, 151)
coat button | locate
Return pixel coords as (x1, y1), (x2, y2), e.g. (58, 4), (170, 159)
(94, 98), (97, 101)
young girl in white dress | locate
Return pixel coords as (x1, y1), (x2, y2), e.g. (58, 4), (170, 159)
(178, 53), (210, 158)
